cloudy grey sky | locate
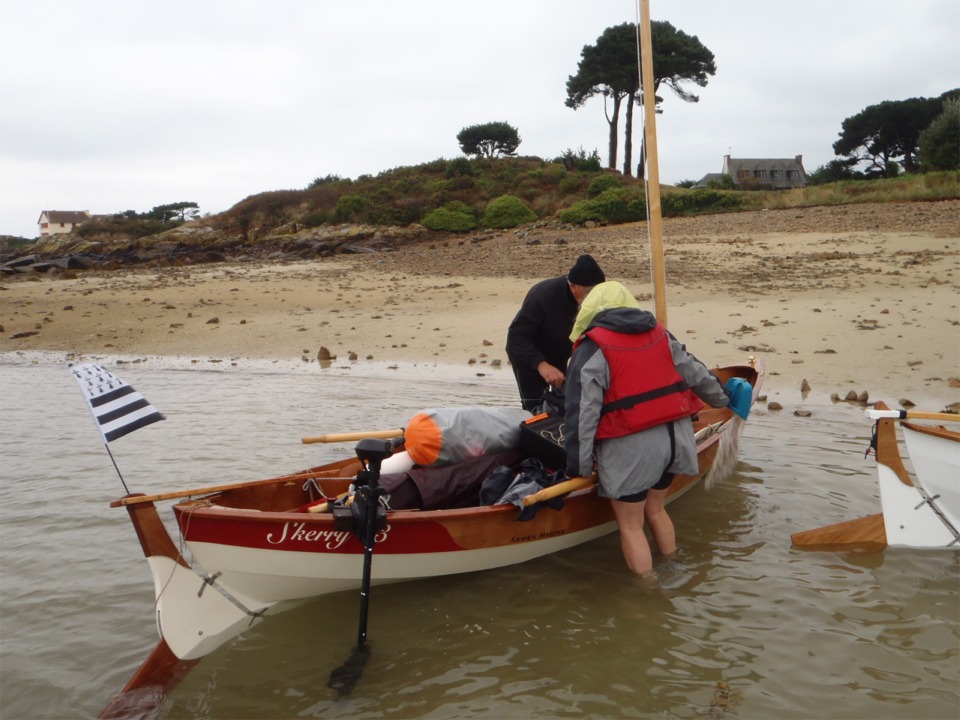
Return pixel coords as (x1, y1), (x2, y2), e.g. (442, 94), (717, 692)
(2, 0), (957, 239)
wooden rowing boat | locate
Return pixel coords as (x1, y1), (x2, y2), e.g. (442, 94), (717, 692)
(791, 400), (959, 550)
(98, 360), (762, 718)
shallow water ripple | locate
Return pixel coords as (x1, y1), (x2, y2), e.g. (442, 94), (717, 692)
(1, 357), (957, 719)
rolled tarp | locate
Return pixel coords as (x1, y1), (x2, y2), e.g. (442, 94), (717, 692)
(404, 407), (532, 467)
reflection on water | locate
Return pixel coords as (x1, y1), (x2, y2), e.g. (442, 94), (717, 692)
(1, 354), (957, 719)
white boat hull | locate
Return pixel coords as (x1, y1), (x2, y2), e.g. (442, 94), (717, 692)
(902, 423), (960, 532)
(875, 412), (960, 548)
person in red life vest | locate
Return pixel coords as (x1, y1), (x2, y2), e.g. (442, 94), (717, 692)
(564, 281), (735, 578)
(506, 254), (606, 412)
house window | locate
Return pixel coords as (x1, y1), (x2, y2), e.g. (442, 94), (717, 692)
(786, 170), (798, 180)
(771, 169), (783, 179)
(753, 170), (766, 179)
(41, 223), (49, 229)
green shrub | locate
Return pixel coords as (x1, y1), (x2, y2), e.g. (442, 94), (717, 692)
(75, 215), (169, 239)
(558, 187), (646, 225)
(298, 209), (333, 227)
(422, 207), (477, 232)
(446, 174), (475, 191)
(333, 194), (368, 222)
(308, 174), (342, 188)
(558, 174), (584, 194)
(444, 200), (474, 215)
(554, 146), (602, 172)
(543, 164), (567, 184)
(588, 174), (621, 196)
(421, 158), (449, 173)
(577, 150), (602, 172)
(661, 189), (743, 216)
(445, 157), (475, 178)
(706, 175), (737, 190)
(481, 195), (538, 228)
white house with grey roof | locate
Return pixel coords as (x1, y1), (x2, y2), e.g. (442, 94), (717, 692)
(694, 155), (808, 189)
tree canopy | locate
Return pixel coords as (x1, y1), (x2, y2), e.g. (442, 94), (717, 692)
(120, 201), (200, 223)
(456, 122), (521, 159)
(918, 96), (960, 171)
(833, 90), (958, 176)
(565, 21), (715, 176)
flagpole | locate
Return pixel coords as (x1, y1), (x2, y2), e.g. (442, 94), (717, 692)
(104, 444), (131, 494)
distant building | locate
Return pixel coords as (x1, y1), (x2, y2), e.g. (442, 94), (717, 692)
(694, 155), (808, 189)
(37, 210), (92, 237)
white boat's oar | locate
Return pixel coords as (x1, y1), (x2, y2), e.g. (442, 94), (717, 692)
(865, 409), (959, 423)
(790, 512), (887, 548)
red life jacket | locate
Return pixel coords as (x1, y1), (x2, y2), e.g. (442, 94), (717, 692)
(581, 323), (703, 439)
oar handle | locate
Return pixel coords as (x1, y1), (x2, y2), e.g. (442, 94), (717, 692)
(865, 409), (959, 423)
(521, 473), (597, 507)
(302, 429), (404, 444)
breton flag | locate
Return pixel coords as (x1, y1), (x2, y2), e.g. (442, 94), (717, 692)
(71, 363), (165, 443)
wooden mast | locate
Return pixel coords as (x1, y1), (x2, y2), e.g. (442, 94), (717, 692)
(638, 0), (667, 326)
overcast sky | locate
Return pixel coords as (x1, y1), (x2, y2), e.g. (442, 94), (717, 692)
(2, 0), (958, 239)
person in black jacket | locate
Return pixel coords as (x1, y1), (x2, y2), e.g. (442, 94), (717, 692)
(505, 254), (605, 412)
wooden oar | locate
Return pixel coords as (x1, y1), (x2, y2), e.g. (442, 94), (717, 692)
(790, 513), (887, 548)
(109, 469), (354, 508)
(302, 429), (404, 444)
(865, 409), (959, 423)
(521, 473), (597, 507)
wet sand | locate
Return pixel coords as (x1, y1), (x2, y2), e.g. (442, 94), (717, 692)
(2, 201), (958, 410)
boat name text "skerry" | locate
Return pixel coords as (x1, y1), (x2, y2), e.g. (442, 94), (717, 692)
(266, 522), (391, 548)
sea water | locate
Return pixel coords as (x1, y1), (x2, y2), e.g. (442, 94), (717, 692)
(0, 354), (957, 719)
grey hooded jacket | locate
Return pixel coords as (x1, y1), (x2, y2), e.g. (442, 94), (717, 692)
(564, 307), (730, 499)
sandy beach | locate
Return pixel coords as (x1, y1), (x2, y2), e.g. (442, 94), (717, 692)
(2, 201), (958, 411)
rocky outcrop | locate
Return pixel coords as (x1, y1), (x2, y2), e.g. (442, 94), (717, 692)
(1, 221), (433, 276)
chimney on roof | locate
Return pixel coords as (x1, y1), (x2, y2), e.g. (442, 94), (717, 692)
(795, 155), (803, 165)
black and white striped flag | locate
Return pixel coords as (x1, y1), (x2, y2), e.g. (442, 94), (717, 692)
(71, 363), (165, 443)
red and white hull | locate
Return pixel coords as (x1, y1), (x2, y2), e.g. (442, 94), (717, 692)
(107, 358), (763, 717)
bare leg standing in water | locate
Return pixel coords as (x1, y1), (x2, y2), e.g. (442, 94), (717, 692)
(644, 484), (676, 558)
(610, 499), (655, 576)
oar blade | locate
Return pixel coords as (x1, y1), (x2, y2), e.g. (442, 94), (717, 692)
(791, 513), (887, 550)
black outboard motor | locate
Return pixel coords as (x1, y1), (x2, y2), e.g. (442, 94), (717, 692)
(328, 436), (401, 696)
(332, 437), (394, 538)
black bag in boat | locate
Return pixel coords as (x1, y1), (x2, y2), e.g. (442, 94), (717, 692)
(518, 411), (567, 472)
(482, 457), (567, 520)
(379, 450), (522, 511)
